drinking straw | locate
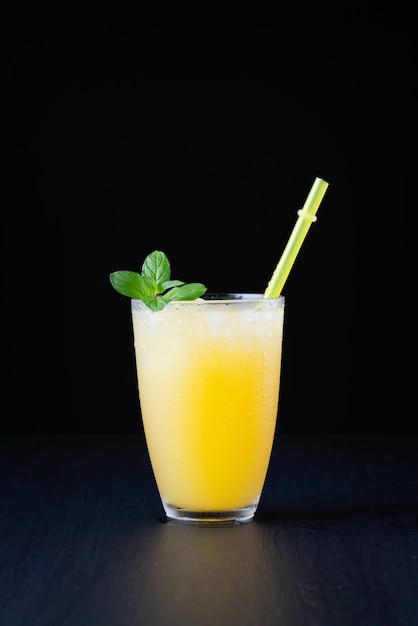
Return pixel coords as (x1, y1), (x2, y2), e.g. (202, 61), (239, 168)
(264, 177), (329, 298)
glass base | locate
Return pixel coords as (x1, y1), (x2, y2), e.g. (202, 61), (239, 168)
(162, 500), (258, 525)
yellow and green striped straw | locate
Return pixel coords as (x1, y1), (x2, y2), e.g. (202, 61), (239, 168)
(264, 177), (329, 298)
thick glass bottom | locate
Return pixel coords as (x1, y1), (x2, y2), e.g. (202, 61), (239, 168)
(162, 500), (258, 525)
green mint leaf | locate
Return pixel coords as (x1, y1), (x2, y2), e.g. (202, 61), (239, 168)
(141, 295), (170, 311)
(163, 283), (207, 302)
(110, 250), (207, 310)
(109, 271), (147, 299)
(162, 280), (185, 290)
(142, 250), (171, 291)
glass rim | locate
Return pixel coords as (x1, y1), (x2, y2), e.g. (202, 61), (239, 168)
(131, 293), (285, 308)
(201, 293), (283, 302)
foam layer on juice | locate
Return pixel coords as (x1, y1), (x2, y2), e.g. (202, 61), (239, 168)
(132, 299), (284, 511)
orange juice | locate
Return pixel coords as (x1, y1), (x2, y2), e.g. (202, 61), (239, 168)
(131, 294), (285, 523)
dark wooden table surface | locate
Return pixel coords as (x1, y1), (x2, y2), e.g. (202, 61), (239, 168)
(1, 432), (417, 625)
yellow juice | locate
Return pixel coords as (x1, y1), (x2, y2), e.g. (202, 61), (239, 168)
(131, 295), (284, 518)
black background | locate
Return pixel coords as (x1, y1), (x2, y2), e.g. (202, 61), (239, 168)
(2, 5), (415, 433)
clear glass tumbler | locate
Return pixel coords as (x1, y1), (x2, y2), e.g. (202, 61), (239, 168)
(131, 293), (285, 524)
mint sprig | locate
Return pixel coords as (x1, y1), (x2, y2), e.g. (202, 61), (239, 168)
(110, 250), (207, 311)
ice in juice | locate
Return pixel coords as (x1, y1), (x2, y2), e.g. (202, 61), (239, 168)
(131, 295), (284, 517)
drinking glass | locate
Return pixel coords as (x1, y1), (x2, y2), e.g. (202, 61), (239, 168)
(131, 293), (285, 524)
